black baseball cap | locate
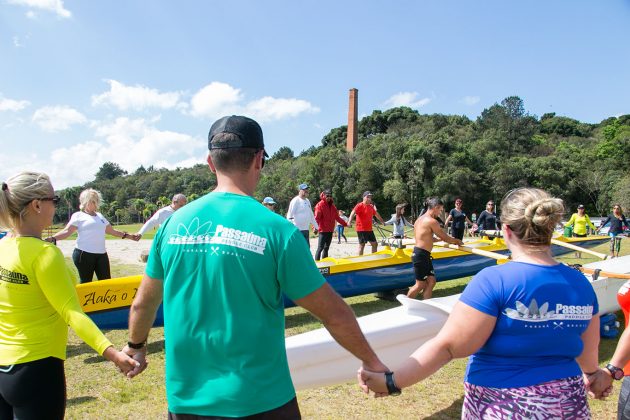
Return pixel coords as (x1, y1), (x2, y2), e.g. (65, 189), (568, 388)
(208, 115), (269, 157)
(577, 204), (585, 209)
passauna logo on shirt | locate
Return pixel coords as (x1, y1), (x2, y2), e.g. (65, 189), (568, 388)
(167, 218), (267, 255)
(504, 298), (593, 322)
(210, 225), (267, 255)
(0, 265), (29, 285)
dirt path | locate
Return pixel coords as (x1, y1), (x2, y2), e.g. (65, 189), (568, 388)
(55, 237), (389, 268)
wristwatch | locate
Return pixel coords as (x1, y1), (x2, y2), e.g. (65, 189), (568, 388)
(605, 363), (625, 380)
(127, 340), (147, 350)
(385, 371), (401, 396)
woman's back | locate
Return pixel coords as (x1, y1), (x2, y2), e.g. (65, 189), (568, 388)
(461, 261), (597, 388)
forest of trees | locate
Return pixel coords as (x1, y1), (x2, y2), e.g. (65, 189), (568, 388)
(53, 96), (630, 224)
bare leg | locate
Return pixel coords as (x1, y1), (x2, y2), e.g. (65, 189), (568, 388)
(407, 280), (426, 299)
(358, 243), (366, 256)
(422, 276), (437, 300)
(370, 241), (378, 254)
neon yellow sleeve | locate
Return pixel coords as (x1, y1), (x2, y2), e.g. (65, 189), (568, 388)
(585, 215), (596, 230)
(34, 246), (113, 355)
(565, 214), (576, 227)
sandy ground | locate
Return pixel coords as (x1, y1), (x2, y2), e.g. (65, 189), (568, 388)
(55, 237), (386, 268)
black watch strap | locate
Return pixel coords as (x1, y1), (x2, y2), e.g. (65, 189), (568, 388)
(606, 363), (624, 380)
(385, 371), (401, 396)
(127, 340), (146, 349)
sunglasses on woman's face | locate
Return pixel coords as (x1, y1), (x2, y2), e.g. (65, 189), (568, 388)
(39, 195), (60, 206)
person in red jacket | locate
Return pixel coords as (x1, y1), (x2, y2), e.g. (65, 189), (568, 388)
(314, 189), (347, 260)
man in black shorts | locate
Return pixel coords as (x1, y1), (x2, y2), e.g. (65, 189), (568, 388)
(348, 191), (385, 255)
(409, 197), (463, 299)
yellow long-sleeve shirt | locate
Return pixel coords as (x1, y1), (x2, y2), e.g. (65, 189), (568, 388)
(0, 237), (112, 365)
(565, 213), (596, 236)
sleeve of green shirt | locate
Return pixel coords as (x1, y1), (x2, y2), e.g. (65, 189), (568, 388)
(35, 246), (112, 355)
(565, 213), (576, 227)
(277, 230), (325, 301)
(585, 215), (596, 231)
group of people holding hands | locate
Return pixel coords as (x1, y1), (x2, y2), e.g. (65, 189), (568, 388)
(0, 113), (628, 419)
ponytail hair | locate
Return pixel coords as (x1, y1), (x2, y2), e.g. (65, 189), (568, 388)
(0, 172), (52, 230)
(500, 188), (564, 246)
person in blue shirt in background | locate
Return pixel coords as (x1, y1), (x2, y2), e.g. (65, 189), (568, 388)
(359, 187), (611, 418)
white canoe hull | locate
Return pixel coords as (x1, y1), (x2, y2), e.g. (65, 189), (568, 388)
(287, 256), (630, 390)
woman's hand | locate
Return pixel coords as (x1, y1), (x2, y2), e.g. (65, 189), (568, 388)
(102, 346), (141, 376)
(583, 369), (613, 399)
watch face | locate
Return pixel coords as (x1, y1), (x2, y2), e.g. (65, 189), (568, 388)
(614, 369), (625, 380)
(608, 364), (625, 380)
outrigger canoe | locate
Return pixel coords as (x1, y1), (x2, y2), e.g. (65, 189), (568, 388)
(286, 255), (630, 390)
(78, 235), (609, 329)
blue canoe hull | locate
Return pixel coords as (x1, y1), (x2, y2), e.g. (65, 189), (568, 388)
(88, 238), (609, 329)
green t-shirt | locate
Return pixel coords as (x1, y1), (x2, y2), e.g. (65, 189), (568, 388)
(146, 192), (325, 417)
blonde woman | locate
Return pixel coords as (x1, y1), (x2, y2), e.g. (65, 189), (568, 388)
(46, 188), (139, 283)
(360, 188), (610, 418)
(0, 172), (138, 419)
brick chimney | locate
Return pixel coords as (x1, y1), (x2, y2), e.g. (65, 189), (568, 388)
(346, 88), (358, 152)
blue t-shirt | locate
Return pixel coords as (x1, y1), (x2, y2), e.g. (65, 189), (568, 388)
(460, 262), (599, 388)
(146, 192), (325, 416)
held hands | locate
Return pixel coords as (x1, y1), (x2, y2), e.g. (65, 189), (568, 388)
(102, 346), (140, 377)
(583, 369), (613, 399)
(357, 359), (392, 398)
(121, 344), (149, 378)
(358, 367), (390, 398)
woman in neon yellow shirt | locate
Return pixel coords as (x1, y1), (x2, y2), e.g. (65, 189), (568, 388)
(0, 171), (139, 419)
(565, 204), (597, 258)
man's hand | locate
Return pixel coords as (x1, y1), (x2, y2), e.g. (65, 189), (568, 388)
(122, 344), (149, 378)
(102, 346), (140, 376)
(357, 367), (390, 398)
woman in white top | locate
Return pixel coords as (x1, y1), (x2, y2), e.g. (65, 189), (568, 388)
(46, 189), (139, 283)
(384, 204), (414, 239)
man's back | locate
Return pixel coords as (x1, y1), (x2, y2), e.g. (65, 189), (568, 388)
(146, 191), (324, 417)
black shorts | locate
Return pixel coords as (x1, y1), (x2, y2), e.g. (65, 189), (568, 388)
(573, 233), (587, 238)
(168, 396), (300, 419)
(412, 247), (435, 281)
(357, 231), (377, 244)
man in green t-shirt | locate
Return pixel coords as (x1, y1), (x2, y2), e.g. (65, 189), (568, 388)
(123, 116), (388, 418)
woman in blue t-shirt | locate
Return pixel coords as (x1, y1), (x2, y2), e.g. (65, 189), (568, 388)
(359, 188), (611, 418)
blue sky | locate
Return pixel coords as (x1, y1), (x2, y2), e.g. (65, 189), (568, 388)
(1, 0), (629, 188)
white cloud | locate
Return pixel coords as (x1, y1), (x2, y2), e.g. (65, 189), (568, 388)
(189, 82), (243, 118)
(189, 81), (319, 122)
(0, 118), (206, 188)
(92, 80), (183, 111)
(32, 105), (87, 132)
(7, 0), (71, 18)
(383, 92), (431, 109)
(460, 96), (480, 106)
(245, 97), (320, 121)
(0, 95), (31, 112)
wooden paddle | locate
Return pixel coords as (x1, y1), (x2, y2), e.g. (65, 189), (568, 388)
(570, 265), (630, 280)
(435, 243), (510, 263)
(480, 229), (609, 260)
(550, 238), (608, 260)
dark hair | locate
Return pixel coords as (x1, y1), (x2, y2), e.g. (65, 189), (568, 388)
(420, 197), (443, 216)
(209, 133), (258, 173)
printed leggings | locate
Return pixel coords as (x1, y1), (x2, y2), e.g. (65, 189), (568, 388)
(0, 357), (66, 420)
(72, 248), (111, 283)
(462, 375), (590, 419)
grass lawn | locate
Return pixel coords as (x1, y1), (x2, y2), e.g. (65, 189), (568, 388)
(63, 240), (628, 419)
